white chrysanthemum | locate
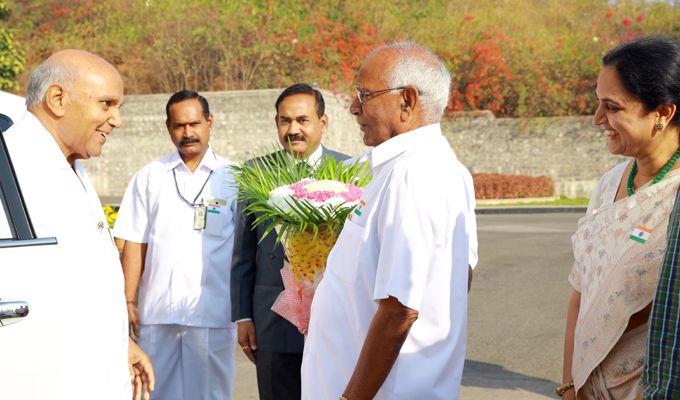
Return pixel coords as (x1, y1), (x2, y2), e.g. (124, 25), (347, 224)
(268, 186), (295, 213)
(324, 196), (351, 209)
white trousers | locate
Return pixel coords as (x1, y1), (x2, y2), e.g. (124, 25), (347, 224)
(137, 324), (236, 400)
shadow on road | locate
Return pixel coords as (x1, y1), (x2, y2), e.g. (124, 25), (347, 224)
(462, 359), (559, 396)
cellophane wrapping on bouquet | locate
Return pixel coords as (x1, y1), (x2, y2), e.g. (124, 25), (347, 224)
(271, 226), (339, 334)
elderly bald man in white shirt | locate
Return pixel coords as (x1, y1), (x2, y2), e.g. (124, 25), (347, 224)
(301, 42), (477, 400)
(3, 49), (154, 400)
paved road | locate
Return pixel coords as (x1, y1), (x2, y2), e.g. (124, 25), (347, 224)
(232, 212), (582, 399)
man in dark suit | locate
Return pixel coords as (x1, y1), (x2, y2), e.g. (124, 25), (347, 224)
(231, 83), (349, 400)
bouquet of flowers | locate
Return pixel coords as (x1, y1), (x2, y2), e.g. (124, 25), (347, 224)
(231, 150), (370, 334)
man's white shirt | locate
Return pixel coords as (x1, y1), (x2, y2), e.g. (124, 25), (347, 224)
(4, 112), (131, 399)
(302, 123), (474, 399)
(113, 149), (238, 328)
(344, 148), (478, 270)
(285, 142), (323, 166)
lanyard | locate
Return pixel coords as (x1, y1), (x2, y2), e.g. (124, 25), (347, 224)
(172, 168), (213, 207)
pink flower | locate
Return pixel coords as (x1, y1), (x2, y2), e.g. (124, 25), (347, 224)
(339, 185), (363, 202)
(622, 17), (632, 27)
(463, 13), (475, 21)
(287, 179), (363, 205)
(636, 14), (644, 22)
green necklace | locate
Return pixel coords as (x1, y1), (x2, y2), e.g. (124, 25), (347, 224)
(627, 149), (680, 196)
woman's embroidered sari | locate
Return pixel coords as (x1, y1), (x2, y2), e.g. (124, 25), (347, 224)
(570, 164), (680, 399)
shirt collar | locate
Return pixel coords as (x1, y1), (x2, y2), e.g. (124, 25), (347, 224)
(166, 146), (218, 172)
(18, 112), (71, 170)
(286, 144), (324, 166)
(12, 113), (99, 201)
(369, 123), (443, 170)
(307, 144), (324, 166)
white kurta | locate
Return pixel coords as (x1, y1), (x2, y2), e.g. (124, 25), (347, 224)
(302, 123), (473, 399)
(113, 150), (238, 328)
(4, 112), (131, 399)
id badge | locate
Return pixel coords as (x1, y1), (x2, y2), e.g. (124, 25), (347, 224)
(193, 204), (207, 230)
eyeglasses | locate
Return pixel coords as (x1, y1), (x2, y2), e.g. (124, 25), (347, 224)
(354, 86), (408, 104)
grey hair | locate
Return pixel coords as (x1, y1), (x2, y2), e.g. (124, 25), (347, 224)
(371, 41), (451, 123)
(25, 59), (78, 108)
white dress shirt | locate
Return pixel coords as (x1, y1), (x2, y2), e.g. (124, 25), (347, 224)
(4, 112), (131, 398)
(113, 149), (238, 328)
(344, 147), (478, 270)
(302, 123), (473, 399)
(285, 143), (323, 166)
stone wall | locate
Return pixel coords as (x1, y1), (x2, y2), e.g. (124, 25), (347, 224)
(442, 114), (624, 198)
(86, 89), (623, 202)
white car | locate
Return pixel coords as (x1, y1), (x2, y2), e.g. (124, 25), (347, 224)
(0, 113), (65, 398)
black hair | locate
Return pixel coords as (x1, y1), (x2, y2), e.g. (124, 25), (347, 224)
(275, 83), (325, 118)
(165, 90), (210, 121)
(603, 36), (680, 124)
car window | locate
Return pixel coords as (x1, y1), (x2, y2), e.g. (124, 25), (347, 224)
(0, 187), (12, 239)
(0, 114), (12, 239)
(0, 117), (57, 248)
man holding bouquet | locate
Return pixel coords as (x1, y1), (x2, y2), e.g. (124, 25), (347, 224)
(301, 42), (477, 400)
(230, 83), (349, 400)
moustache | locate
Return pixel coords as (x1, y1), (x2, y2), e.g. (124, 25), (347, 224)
(180, 136), (201, 146)
(284, 134), (306, 143)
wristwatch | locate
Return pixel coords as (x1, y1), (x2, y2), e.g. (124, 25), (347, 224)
(556, 382), (574, 397)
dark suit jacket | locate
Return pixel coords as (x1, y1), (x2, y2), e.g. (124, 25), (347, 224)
(230, 146), (350, 353)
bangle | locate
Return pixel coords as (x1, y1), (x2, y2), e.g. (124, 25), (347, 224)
(556, 382), (574, 397)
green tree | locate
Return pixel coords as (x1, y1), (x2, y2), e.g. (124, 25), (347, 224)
(6, 0), (680, 117)
(0, 1), (24, 91)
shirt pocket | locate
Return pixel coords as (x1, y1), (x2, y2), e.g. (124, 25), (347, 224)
(327, 219), (365, 285)
(204, 203), (231, 237)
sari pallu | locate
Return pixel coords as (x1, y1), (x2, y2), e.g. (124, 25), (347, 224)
(569, 169), (680, 399)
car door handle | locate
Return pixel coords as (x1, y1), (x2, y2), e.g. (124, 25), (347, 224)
(0, 299), (29, 327)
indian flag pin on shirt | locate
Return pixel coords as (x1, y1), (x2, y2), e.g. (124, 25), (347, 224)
(349, 200), (366, 221)
(353, 200), (366, 216)
(630, 225), (652, 244)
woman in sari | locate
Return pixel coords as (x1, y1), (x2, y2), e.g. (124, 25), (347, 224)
(561, 37), (680, 400)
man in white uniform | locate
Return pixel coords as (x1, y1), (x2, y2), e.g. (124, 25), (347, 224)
(3, 49), (154, 399)
(302, 42), (476, 400)
(114, 90), (238, 400)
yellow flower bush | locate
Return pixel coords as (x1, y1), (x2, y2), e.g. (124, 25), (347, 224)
(102, 205), (118, 228)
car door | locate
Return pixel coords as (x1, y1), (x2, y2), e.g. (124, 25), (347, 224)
(0, 115), (65, 399)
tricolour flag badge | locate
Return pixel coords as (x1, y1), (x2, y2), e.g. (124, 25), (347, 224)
(630, 225), (652, 244)
(353, 200), (366, 216)
(349, 200), (366, 221)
